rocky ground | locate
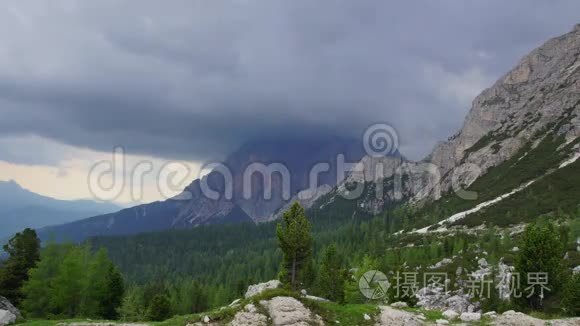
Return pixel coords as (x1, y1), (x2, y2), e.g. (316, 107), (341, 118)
(5, 281), (580, 326)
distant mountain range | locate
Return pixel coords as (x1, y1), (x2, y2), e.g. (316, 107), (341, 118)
(0, 180), (120, 240)
(27, 25), (580, 245)
(37, 136), (370, 242)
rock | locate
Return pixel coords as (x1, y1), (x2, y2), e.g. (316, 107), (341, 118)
(428, 258), (453, 269)
(510, 247), (519, 252)
(459, 312), (481, 322)
(376, 306), (423, 326)
(0, 310), (16, 326)
(445, 294), (471, 313)
(494, 310), (580, 326)
(477, 258), (488, 268)
(261, 296), (318, 326)
(0, 297), (20, 320)
(363, 313), (371, 320)
(417, 314), (426, 321)
(442, 310), (459, 320)
(390, 301), (408, 309)
(424, 24), (580, 203)
(244, 280), (281, 298)
(244, 304), (257, 313)
(203, 315), (210, 323)
(230, 311), (268, 326)
(435, 319), (449, 325)
(300, 289), (307, 295)
(573, 265), (580, 275)
(303, 295), (330, 302)
(57, 319), (147, 326)
(483, 311), (497, 319)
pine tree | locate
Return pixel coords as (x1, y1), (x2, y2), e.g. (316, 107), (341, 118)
(51, 245), (90, 317)
(21, 243), (68, 317)
(80, 248), (111, 318)
(276, 202), (313, 290)
(0, 228), (40, 306)
(316, 244), (346, 302)
(561, 273), (580, 316)
(119, 287), (145, 322)
(146, 294), (171, 321)
(103, 265), (124, 320)
(516, 221), (566, 311)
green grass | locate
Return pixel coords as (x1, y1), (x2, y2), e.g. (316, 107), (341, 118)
(304, 301), (379, 325)
(16, 320), (121, 326)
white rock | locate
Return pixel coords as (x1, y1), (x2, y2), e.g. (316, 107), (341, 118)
(429, 258), (453, 269)
(390, 301), (408, 309)
(459, 312), (481, 322)
(376, 306), (423, 326)
(261, 296), (316, 326)
(230, 311), (268, 326)
(244, 280), (281, 298)
(0, 297), (20, 319)
(303, 295), (330, 302)
(203, 315), (210, 323)
(244, 304), (257, 313)
(483, 311), (497, 319)
(436, 319), (449, 325)
(442, 310), (459, 320)
(0, 310), (16, 326)
(417, 314), (426, 320)
(363, 313), (371, 320)
(573, 265), (580, 275)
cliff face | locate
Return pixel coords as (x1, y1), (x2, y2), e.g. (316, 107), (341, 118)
(425, 24), (580, 199)
(313, 25), (580, 216)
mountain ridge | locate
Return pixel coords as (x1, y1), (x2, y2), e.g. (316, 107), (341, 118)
(0, 180), (120, 240)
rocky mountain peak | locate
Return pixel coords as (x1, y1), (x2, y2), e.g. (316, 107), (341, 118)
(425, 24), (580, 199)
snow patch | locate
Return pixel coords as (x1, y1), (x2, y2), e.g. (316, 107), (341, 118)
(414, 180), (536, 234)
(559, 151), (580, 168)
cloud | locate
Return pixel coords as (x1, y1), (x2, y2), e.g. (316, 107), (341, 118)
(0, 136), (202, 204)
(0, 0), (579, 163)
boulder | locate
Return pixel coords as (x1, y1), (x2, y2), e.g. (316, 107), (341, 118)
(230, 311), (268, 326)
(244, 304), (257, 313)
(376, 306), (423, 326)
(245, 280), (281, 298)
(442, 310), (458, 320)
(435, 319), (449, 325)
(495, 310), (580, 326)
(483, 311), (497, 319)
(459, 312), (481, 322)
(0, 310), (16, 326)
(390, 301), (408, 309)
(573, 265), (580, 275)
(0, 297), (20, 319)
(260, 296), (321, 326)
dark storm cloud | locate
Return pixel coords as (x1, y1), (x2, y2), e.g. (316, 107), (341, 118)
(0, 0), (578, 162)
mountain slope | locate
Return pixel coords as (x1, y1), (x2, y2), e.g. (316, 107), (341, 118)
(313, 24), (580, 230)
(0, 180), (120, 239)
(38, 137), (366, 242)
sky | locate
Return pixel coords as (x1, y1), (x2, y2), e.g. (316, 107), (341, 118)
(0, 0), (579, 204)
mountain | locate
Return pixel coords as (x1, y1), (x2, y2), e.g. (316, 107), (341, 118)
(0, 180), (120, 240)
(78, 25), (580, 313)
(314, 24), (580, 229)
(38, 136), (367, 242)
